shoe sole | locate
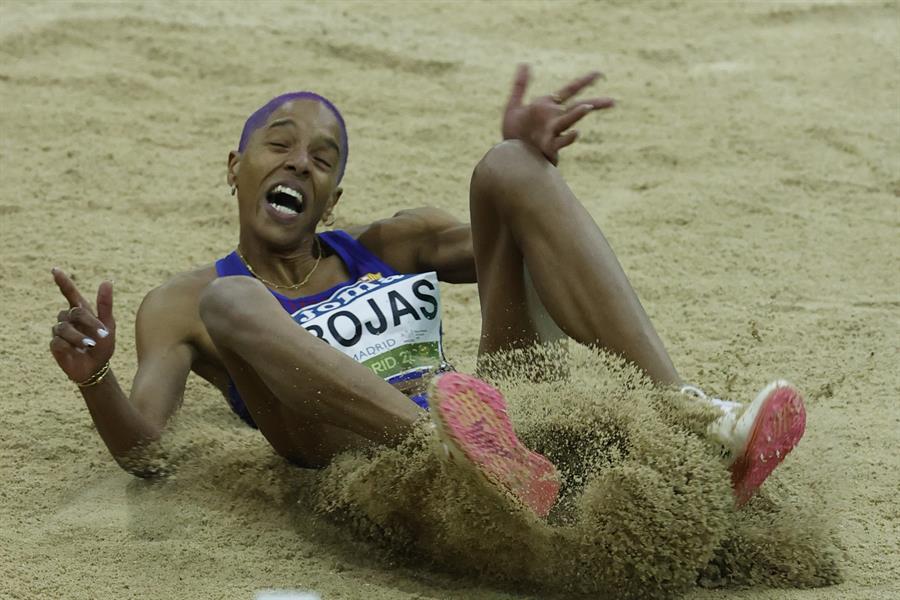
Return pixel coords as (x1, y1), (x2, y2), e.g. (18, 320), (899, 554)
(428, 372), (561, 518)
(731, 381), (806, 506)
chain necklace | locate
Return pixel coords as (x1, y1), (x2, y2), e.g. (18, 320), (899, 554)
(236, 237), (322, 290)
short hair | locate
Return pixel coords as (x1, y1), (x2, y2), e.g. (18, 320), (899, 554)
(237, 92), (349, 184)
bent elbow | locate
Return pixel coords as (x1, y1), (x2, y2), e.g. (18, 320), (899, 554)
(113, 437), (173, 479)
(118, 460), (171, 479)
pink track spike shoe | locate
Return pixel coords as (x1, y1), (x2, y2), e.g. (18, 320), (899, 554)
(428, 372), (561, 518)
(719, 381), (807, 507)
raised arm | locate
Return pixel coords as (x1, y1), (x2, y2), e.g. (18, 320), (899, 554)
(50, 269), (194, 476)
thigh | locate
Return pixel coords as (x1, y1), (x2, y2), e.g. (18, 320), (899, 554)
(216, 345), (368, 468)
(471, 189), (566, 356)
(470, 201), (537, 356)
(200, 277), (401, 468)
(469, 142), (570, 379)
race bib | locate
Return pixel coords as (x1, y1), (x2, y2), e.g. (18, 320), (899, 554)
(290, 272), (446, 382)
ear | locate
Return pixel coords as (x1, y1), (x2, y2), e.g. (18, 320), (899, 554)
(330, 187), (343, 210)
(325, 186), (343, 216)
(227, 151), (241, 187)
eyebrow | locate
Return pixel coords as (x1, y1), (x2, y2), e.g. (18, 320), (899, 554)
(266, 118), (341, 155)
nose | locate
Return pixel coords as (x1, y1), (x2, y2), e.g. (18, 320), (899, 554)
(284, 147), (311, 175)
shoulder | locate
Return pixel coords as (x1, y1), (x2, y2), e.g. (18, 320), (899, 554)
(137, 265), (217, 341)
(142, 265), (217, 308)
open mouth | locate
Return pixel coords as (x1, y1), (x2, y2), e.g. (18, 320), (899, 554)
(266, 184), (304, 216)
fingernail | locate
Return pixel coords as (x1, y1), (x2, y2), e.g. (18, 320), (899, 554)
(76, 348), (87, 354)
(97, 328), (109, 339)
(82, 337), (96, 347)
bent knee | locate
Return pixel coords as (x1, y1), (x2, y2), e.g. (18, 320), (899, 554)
(472, 140), (552, 192)
(470, 140), (559, 214)
(198, 276), (268, 332)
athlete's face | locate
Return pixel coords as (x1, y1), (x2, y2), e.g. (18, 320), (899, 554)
(228, 99), (343, 247)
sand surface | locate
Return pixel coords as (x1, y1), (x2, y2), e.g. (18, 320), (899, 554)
(2, 1), (898, 598)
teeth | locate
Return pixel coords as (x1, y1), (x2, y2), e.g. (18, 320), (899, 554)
(274, 185), (301, 200)
(272, 203), (298, 215)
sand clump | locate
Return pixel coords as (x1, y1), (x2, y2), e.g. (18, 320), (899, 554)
(312, 347), (841, 598)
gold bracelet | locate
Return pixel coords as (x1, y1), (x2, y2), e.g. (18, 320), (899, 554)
(76, 361), (111, 388)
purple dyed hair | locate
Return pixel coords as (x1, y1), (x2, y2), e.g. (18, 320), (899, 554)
(237, 91), (349, 184)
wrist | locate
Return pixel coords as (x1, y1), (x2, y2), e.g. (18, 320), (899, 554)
(75, 361), (111, 388)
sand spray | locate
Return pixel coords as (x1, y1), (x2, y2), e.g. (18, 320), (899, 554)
(311, 346), (842, 597)
(135, 345), (841, 598)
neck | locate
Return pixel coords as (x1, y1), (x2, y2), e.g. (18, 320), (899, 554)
(236, 234), (322, 290)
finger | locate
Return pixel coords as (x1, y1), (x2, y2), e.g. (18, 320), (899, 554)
(68, 306), (109, 339)
(52, 322), (97, 351)
(552, 130), (579, 153)
(96, 281), (115, 332)
(57, 310), (71, 323)
(505, 63), (530, 112)
(50, 335), (79, 358)
(552, 104), (593, 135)
(574, 96), (616, 110)
(52, 267), (90, 310)
(554, 70), (604, 102)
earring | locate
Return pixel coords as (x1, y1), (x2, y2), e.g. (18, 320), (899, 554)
(231, 186), (236, 196)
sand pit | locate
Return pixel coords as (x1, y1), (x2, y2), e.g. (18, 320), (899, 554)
(2, 1), (898, 598)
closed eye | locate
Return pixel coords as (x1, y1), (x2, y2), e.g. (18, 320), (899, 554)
(315, 157), (333, 169)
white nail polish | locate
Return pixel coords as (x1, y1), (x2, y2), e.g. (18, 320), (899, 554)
(82, 337), (96, 347)
(97, 328), (109, 339)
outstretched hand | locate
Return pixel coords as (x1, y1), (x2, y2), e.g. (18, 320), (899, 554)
(49, 268), (116, 384)
(501, 64), (614, 166)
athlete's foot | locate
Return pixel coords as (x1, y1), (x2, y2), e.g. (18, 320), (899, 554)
(428, 372), (561, 518)
(683, 381), (807, 506)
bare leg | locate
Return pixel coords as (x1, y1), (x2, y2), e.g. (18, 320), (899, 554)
(199, 277), (424, 467)
(470, 140), (681, 386)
